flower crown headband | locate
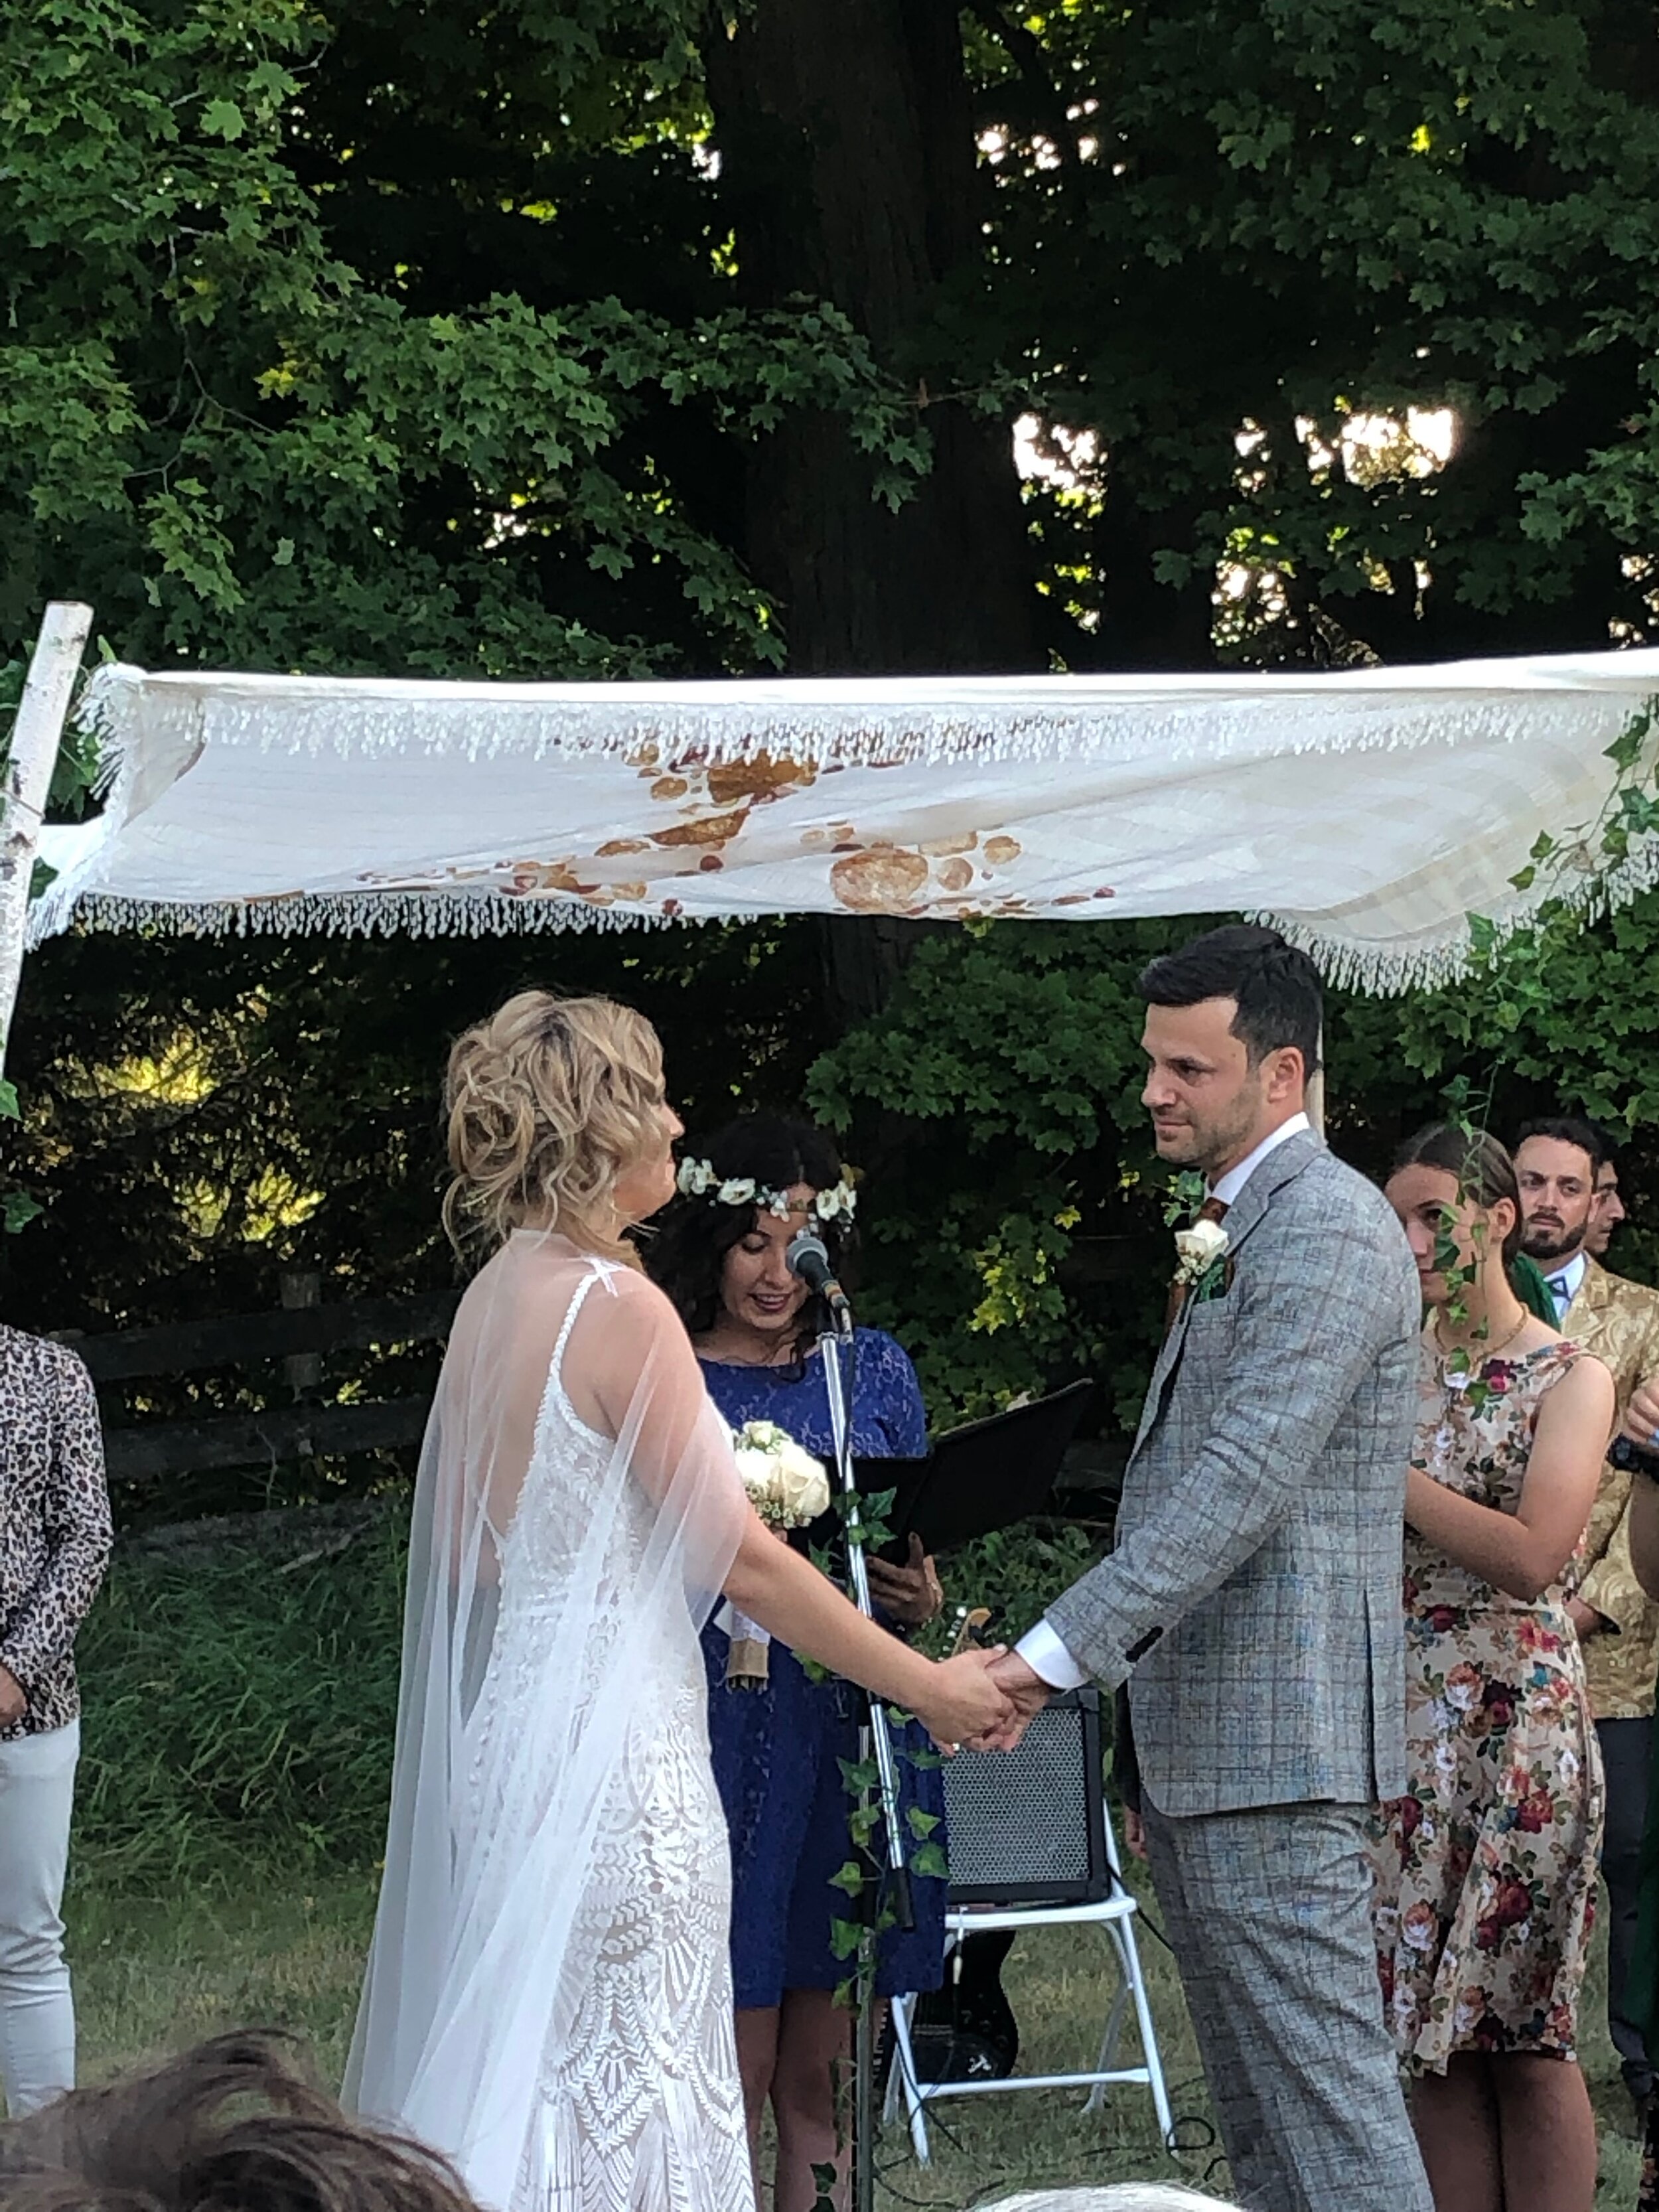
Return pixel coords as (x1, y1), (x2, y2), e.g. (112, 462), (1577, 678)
(676, 1155), (859, 1226)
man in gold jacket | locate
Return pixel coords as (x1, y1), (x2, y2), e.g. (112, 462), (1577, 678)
(1517, 1117), (1659, 2114)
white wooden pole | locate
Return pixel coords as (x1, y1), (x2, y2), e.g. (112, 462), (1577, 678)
(0, 601), (92, 1076)
(1306, 1022), (1326, 1136)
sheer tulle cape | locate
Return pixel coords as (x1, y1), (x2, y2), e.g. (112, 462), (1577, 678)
(342, 1233), (747, 2209)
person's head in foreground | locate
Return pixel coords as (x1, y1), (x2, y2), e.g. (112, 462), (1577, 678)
(1387, 1124), (1524, 1316)
(0, 2031), (477, 2212)
(1137, 923), (1321, 1183)
(1512, 1113), (1605, 1270)
(975, 2187), (1244, 2211)
(442, 989), (683, 1263)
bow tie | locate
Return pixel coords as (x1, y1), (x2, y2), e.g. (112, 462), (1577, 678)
(1547, 1274), (1573, 1304)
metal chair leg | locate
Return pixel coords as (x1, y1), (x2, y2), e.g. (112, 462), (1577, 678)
(885, 1992), (932, 2165)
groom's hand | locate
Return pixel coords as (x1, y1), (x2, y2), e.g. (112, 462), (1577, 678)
(967, 1651), (1050, 1751)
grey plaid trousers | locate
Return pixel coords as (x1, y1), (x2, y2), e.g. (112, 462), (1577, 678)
(1143, 1798), (1432, 2212)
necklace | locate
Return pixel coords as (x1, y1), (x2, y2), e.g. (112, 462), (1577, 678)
(696, 1334), (808, 1369)
(1433, 1306), (1531, 1368)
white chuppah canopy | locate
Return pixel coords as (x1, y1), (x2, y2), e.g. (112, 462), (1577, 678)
(29, 647), (1659, 992)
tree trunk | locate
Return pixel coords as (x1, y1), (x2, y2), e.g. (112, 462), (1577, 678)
(704, 1), (1041, 1021)
(704, 0), (1038, 676)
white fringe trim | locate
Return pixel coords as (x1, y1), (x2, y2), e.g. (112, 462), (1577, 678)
(1262, 822), (1659, 995)
(68, 891), (706, 939)
(74, 662), (1659, 771)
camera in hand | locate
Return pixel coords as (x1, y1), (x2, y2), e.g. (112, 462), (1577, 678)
(1610, 1432), (1659, 1482)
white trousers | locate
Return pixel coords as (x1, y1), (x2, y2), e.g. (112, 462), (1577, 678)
(0, 1719), (79, 2114)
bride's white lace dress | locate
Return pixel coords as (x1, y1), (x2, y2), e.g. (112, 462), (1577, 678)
(344, 1238), (757, 2212)
(485, 1268), (753, 2210)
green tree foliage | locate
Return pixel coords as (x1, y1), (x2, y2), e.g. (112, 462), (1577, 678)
(0, 0), (924, 674)
(984, 0), (1659, 664)
(0, 915), (833, 1519)
(14, 0), (1659, 678)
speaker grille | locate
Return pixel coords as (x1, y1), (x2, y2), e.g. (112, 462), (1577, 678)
(942, 1689), (1109, 1905)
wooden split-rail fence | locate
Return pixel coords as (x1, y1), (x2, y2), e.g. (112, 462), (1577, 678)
(56, 1248), (1139, 1499)
(61, 1276), (457, 1487)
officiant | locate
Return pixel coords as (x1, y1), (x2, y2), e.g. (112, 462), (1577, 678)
(648, 1117), (947, 2212)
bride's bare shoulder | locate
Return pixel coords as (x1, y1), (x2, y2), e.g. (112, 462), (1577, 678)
(580, 1260), (689, 1341)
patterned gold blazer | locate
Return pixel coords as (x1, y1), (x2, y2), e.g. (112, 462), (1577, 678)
(1565, 1260), (1659, 1719)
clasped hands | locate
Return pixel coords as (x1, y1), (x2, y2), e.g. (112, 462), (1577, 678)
(912, 1646), (1052, 1755)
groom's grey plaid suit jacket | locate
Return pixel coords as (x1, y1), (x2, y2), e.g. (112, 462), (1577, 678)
(1048, 1129), (1421, 1817)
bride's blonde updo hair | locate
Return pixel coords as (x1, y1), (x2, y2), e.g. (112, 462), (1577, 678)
(443, 990), (666, 1261)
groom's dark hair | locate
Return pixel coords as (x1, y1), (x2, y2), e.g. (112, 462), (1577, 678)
(1139, 924), (1323, 1076)
(0, 2031), (480, 2212)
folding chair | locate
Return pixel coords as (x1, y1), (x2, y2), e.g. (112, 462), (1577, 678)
(884, 1688), (1175, 2162)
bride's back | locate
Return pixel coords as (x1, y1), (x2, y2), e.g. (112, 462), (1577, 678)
(346, 992), (754, 2212)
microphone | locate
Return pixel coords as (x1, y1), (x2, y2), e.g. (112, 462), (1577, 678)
(786, 1229), (853, 1335)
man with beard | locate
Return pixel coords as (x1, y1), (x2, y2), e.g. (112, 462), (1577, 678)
(981, 925), (1430, 2212)
(1516, 1114), (1659, 2122)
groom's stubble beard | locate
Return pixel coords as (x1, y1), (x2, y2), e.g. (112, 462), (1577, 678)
(1153, 1063), (1270, 1183)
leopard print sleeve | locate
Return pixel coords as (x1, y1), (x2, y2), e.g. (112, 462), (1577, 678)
(0, 1340), (113, 1710)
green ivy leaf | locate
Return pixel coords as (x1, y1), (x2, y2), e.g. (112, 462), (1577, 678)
(829, 1917), (864, 1961)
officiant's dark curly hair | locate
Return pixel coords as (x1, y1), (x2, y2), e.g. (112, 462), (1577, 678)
(646, 1114), (855, 1349)
(0, 2031), (479, 2212)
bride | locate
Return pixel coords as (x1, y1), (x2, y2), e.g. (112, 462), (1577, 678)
(343, 991), (1013, 2212)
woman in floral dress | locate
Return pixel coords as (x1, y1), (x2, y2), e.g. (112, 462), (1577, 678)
(1375, 1124), (1614, 2212)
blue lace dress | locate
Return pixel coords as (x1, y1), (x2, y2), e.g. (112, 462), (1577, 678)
(699, 1328), (948, 2006)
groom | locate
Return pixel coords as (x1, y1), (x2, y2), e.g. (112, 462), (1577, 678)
(987, 925), (1430, 2212)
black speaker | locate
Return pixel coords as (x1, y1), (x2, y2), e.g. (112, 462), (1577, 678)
(942, 1686), (1111, 1905)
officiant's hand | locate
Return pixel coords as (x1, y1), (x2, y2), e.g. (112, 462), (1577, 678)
(968, 1651), (1051, 1752)
(867, 1534), (944, 1627)
(911, 1646), (1016, 1753)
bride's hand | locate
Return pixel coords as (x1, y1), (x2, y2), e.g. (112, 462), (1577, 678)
(911, 1647), (1015, 1753)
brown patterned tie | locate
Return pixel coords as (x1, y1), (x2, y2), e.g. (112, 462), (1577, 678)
(1163, 1193), (1230, 1340)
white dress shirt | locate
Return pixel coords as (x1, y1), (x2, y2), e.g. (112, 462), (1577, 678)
(1543, 1248), (1587, 1321)
(1015, 1110), (1313, 1691)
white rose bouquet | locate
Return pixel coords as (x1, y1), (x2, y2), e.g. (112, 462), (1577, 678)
(720, 1420), (831, 1688)
(732, 1418), (832, 1529)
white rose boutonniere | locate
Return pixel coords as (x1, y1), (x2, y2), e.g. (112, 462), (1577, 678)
(1173, 1215), (1230, 1291)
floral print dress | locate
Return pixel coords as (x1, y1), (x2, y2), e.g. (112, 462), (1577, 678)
(1371, 1337), (1605, 2073)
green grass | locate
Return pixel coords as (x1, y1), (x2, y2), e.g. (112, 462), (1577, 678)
(64, 1849), (1648, 2207)
(60, 1532), (1650, 2204)
(73, 1513), (404, 1886)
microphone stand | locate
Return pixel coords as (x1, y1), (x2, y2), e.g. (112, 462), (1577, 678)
(817, 1297), (913, 2212)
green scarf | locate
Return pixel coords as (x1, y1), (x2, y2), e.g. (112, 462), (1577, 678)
(1510, 1252), (1559, 1327)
